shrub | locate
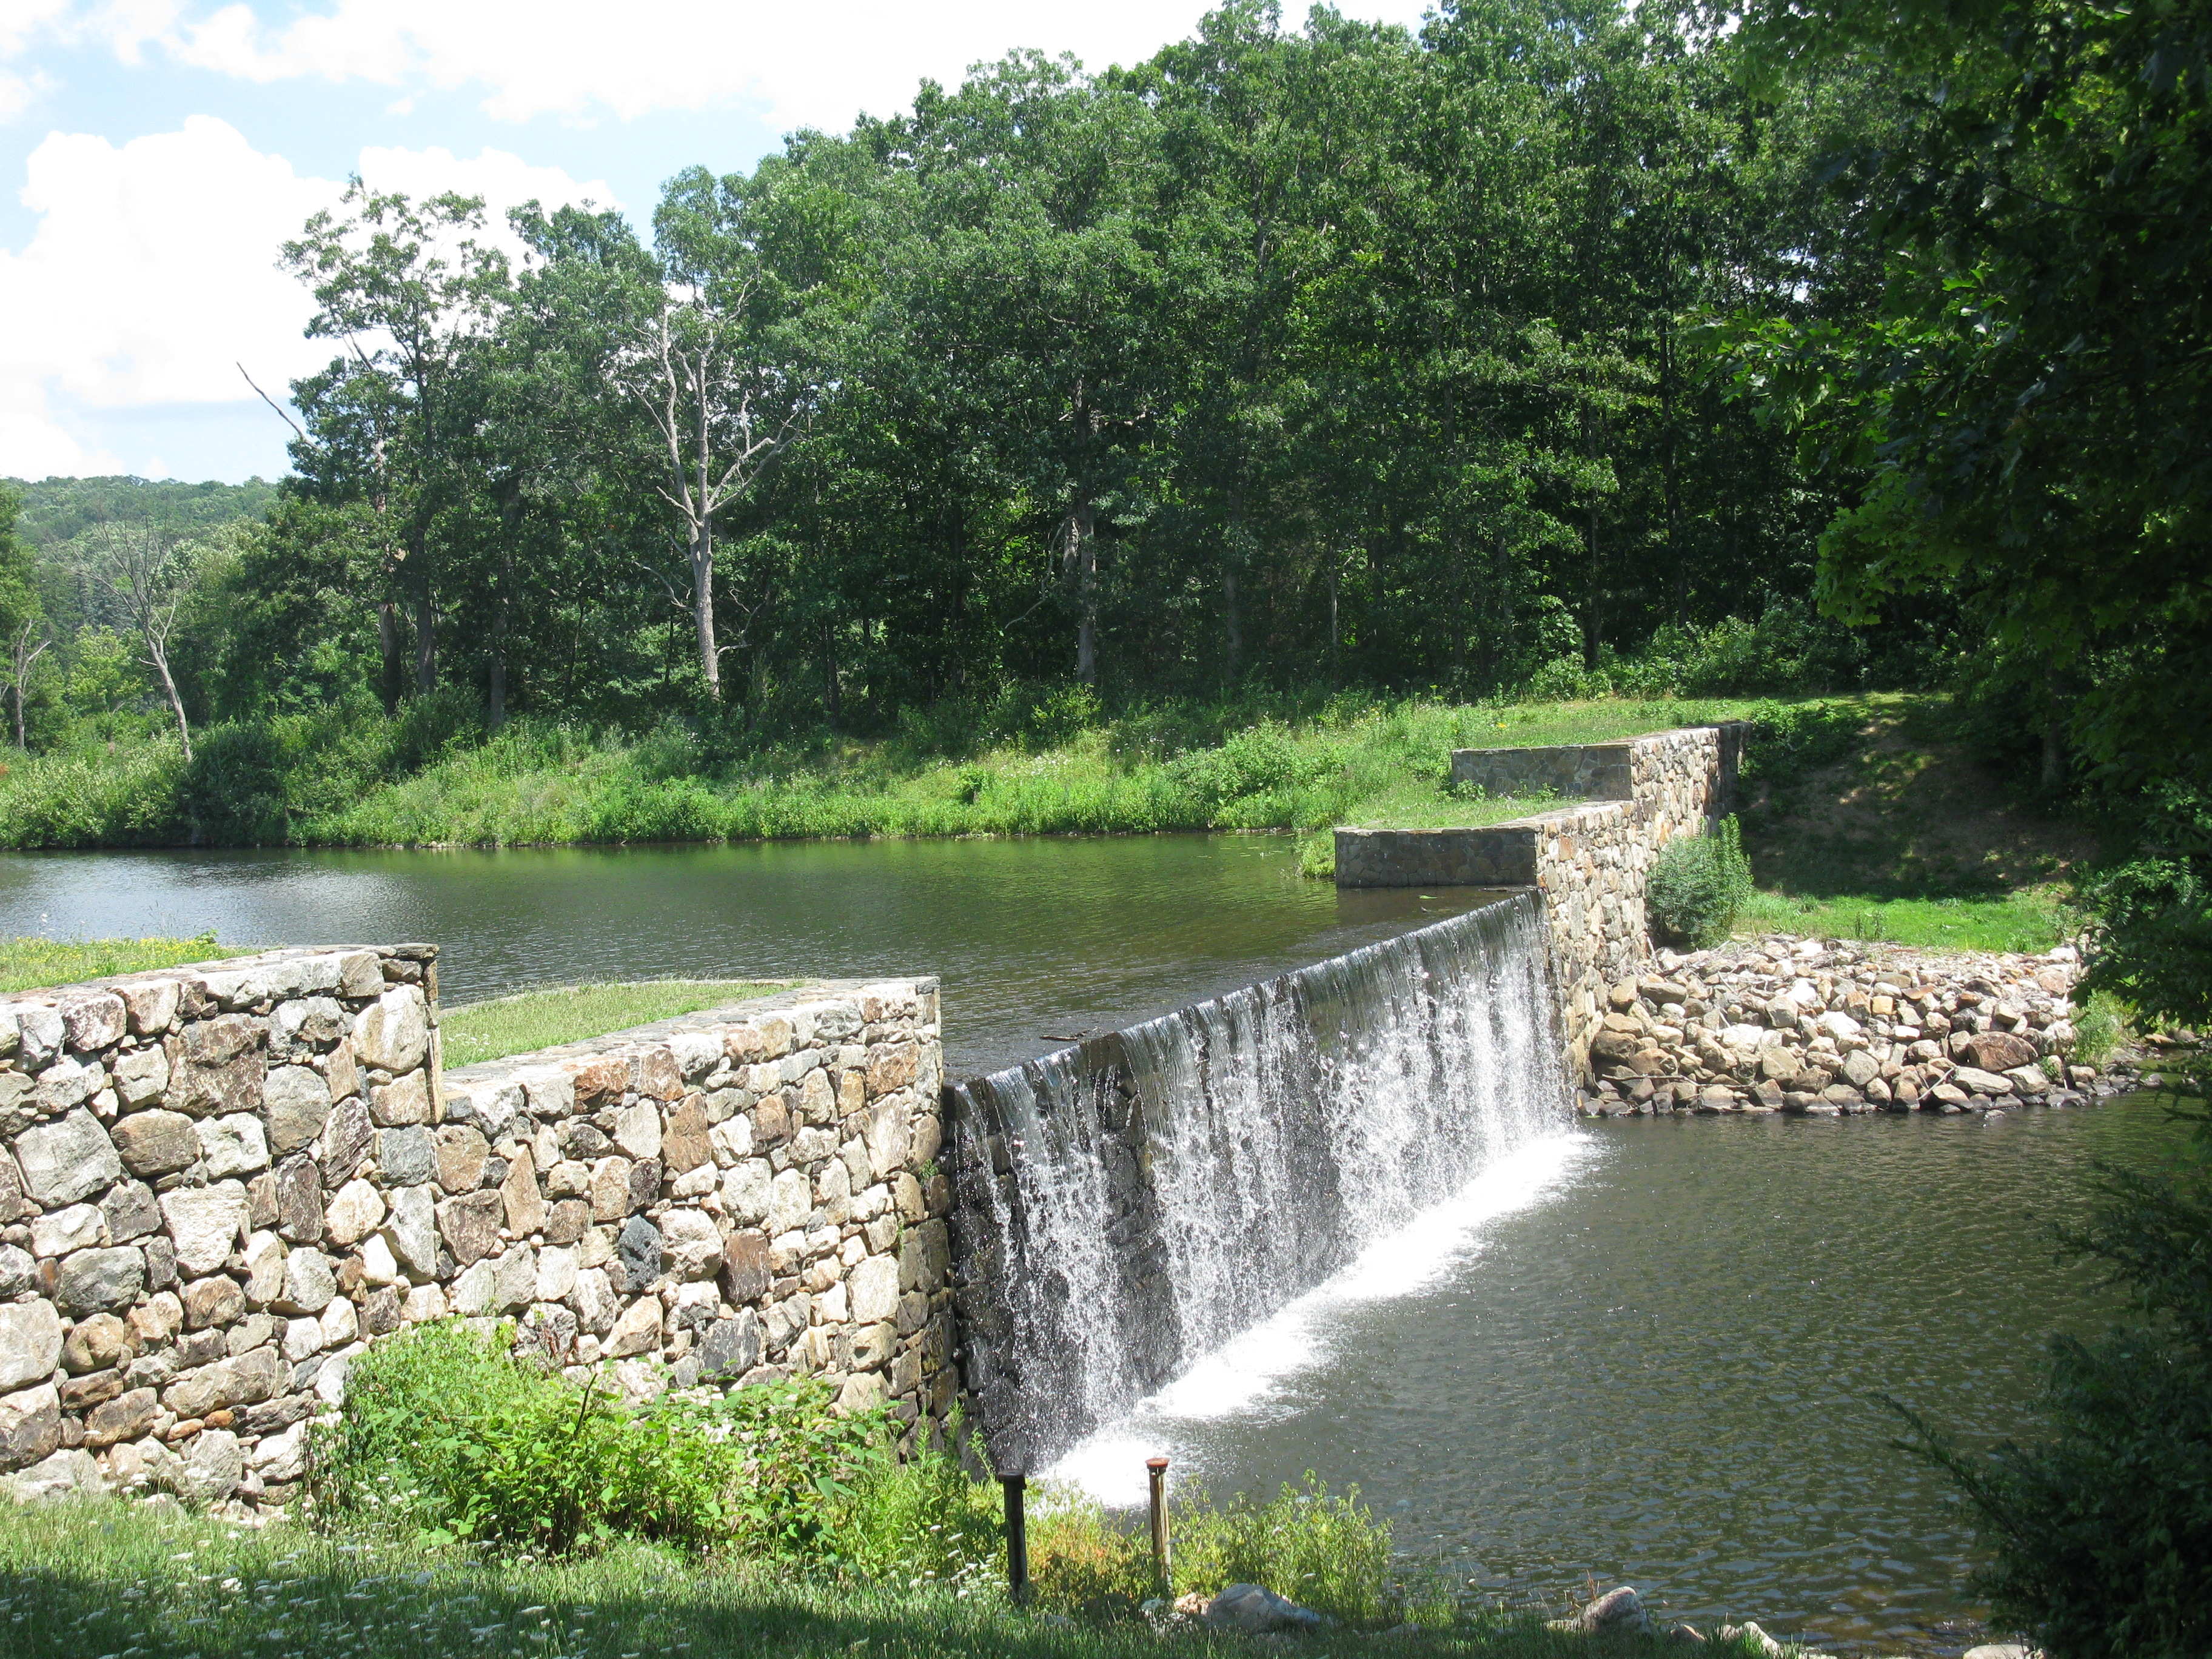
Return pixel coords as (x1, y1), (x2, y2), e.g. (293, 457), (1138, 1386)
(1022, 1473), (1415, 1626)
(1645, 816), (1754, 947)
(829, 1426), (1004, 1587)
(311, 1321), (887, 1555)
(1892, 1105), (2212, 1658)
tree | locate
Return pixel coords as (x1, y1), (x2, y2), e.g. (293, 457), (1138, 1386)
(85, 523), (198, 760)
(1735, 0), (2212, 1020)
(0, 487), (45, 749)
(284, 184), (511, 707)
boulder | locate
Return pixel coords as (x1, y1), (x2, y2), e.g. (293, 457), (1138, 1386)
(110, 1108), (198, 1177)
(1962, 1032), (2039, 1074)
(604, 1295), (662, 1358)
(261, 1066), (332, 1155)
(1203, 1584), (1323, 1635)
(0, 1300), (62, 1391)
(12, 1108), (123, 1204)
(196, 1114), (270, 1179)
(1953, 1066), (2012, 1096)
(383, 1185), (438, 1278)
(354, 985), (429, 1072)
(1718, 1621), (1786, 1657)
(0, 1382), (60, 1469)
(55, 1247), (144, 1314)
(5, 1447), (104, 1503)
(1549, 1586), (1651, 1637)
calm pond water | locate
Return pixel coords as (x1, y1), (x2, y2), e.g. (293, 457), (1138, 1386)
(1053, 1098), (2182, 1657)
(0, 836), (1490, 1077)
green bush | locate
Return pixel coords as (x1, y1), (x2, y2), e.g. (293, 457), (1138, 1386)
(310, 1321), (888, 1555)
(1645, 816), (1754, 947)
(1021, 1472), (1425, 1626)
(1892, 1105), (2212, 1659)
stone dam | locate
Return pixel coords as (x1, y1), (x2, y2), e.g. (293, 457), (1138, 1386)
(0, 723), (1785, 1499)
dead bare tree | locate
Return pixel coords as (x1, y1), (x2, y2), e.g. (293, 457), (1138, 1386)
(614, 287), (799, 700)
(87, 524), (197, 762)
(3, 619), (49, 749)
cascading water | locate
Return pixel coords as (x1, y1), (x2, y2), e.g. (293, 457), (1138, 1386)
(947, 890), (1569, 1472)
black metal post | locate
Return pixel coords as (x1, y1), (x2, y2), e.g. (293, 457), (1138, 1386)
(1001, 1474), (1030, 1604)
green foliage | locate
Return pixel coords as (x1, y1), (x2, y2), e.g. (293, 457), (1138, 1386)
(311, 1320), (889, 1555)
(2079, 785), (2212, 1030)
(1025, 1472), (1420, 1626)
(1172, 1474), (1404, 1625)
(2071, 992), (2130, 1069)
(1891, 1105), (2212, 1659)
(1646, 816), (1754, 947)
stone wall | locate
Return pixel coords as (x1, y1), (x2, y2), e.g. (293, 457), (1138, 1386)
(1335, 723), (1751, 1078)
(0, 948), (951, 1507)
(437, 980), (954, 1444)
(1574, 934), (2104, 1118)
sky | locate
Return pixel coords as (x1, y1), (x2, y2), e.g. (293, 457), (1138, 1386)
(0, 0), (1433, 487)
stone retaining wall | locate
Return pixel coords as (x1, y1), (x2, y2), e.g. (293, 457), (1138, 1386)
(1574, 934), (2103, 1118)
(1335, 723), (1751, 1078)
(0, 949), (951, 1507)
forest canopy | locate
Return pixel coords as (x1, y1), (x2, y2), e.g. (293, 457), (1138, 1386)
(1, 0), (2204, 1017)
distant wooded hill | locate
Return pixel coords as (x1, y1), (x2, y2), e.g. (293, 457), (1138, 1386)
(2, 477), (279, 551)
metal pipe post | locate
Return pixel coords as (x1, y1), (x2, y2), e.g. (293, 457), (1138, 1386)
(1001, 1474), (1030, 1605)
(1146, 1456), (1171, 1592)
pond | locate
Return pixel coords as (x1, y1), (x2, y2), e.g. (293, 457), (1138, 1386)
(1051, 1097), (2179, 1656)
(0, 836), (1489, 1077)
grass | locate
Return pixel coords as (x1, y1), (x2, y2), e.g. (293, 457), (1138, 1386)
(0, 694), (1774, 851)
(439, 980), (789, 1068)
(1733, 888), (2074, 954)
(0, 933), (249, 994)
(0, 1501), (1797, 1659)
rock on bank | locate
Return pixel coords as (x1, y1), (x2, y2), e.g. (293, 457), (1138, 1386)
(1578, 934), (2099, 1118)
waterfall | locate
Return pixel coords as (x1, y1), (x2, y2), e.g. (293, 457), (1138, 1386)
(948, 890), (1569, 1472)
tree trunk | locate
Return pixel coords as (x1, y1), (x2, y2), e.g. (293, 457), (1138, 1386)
(377, 601), (403, 716)
(147, 637), (193, 763)
(414, 591), (437, 696)
(1224, 564), (1242, 686)
(1067, 494), (1099, 686)
(691, 521), (719, 700)
(1327, 560), (1340, 685)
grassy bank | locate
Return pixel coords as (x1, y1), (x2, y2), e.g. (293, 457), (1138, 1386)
(440, 980), (790, 1067)
(0, 933), (248, 994)
(0, 695), (1768, 851)
(0, 1501), (1791, 1659)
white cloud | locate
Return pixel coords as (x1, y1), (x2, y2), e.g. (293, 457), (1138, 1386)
(0, 405), (123, 475)
(76, 0), (1429, 130)
(0, 115), (611, 477)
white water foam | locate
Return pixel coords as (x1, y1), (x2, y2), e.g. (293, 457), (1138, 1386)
(1044, 1130), (1594, 1506)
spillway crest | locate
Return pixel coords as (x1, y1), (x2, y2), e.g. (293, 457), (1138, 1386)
(948, 890), (1569, 1470)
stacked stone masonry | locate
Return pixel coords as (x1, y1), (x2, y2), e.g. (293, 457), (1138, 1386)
(1578, 935), (2103, 1118)
(0, 947), (953, 1507)
(1334, 723), (1749, 1078)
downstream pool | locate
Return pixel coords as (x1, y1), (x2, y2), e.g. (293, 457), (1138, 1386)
(0, 837), (1489, 1077)
(1053, 1097), (2179, 1656)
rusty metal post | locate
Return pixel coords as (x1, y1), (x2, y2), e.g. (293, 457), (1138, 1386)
(1001, 1473), (1031, 1604)
(1146, 1456), (1171, 1592)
